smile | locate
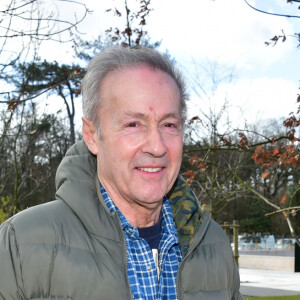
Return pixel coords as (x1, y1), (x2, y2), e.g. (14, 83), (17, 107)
(137, 167), (163, 173)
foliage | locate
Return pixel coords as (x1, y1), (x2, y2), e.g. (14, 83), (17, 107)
(238, 199), (273, 233)
(182, 101), (300, 241)
(8, 60), (84, 144)
(74, 0), (160, 63)
(0, 0), (89, 157)
(0, 0), (88, 102)
(0, 196), (13, 224)
(0, 103), (72, 221)
(104, 0), (159, 48)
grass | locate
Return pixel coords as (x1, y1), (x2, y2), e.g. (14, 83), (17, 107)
(244, 296), (300, 300)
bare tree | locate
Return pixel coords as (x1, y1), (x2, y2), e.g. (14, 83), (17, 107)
(0, 0), (89, 102)
(183, 111), (300, 245)
(0, 0), (89, 150)
(0, 103), (72, 222)
(183, 57), (299, 243)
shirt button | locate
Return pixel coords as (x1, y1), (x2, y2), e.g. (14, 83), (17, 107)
(147, 266), (151, 271)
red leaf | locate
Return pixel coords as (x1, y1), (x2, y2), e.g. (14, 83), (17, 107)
(189, 154), (198, 166)
(199, 166), (208, 173)
(198, 162), (205, 168)
(183, 170), (196, 184)
(271, 136), (275, 144)
(273, 148), (279, 156)
(186, 176), (195, 185)
(257, 145), (264, 152)
(280, 195), (287, 205)
(262, 170), (270, 179)
(238, 132), (248, 147)
(182, 170), (195, 177)
(7, 97), (20, 111)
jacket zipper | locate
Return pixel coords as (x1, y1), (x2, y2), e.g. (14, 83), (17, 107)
(176, 214), (211, 299)
(114, 212), (134, 300)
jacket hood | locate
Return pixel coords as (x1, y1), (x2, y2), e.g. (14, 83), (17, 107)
(55, 140), (207, 252)
(55, 140), (122, 241)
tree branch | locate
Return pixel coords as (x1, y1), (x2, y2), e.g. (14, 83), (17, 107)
(265, 206), (300, 217)
(243, 0), (300, 19)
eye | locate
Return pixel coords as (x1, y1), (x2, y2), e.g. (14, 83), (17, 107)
(124, 122), (143, 131)
(127, 122), (139, 127)
(165, 123), (177, 128)
(161, 122), (181, 135)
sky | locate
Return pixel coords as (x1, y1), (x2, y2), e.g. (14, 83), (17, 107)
(2, 0), (299, 133)
(47, 0), (299, 132)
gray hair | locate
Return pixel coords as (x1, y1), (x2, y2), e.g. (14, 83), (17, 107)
(81, 46), (188, 135)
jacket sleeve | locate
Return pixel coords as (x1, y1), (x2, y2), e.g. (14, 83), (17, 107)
(232, 259), (244, 300)
(0, 221), (25, 300)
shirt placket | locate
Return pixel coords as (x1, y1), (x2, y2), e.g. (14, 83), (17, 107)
(126, 225), (159, 300)
(156, 232), (178, 300)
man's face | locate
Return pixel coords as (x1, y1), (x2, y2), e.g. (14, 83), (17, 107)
(93, 65), (183, 209)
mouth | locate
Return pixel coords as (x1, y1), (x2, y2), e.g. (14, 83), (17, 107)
(137, 167), (163, 173)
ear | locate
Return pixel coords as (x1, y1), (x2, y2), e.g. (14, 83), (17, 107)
(82, 117), (99, 155)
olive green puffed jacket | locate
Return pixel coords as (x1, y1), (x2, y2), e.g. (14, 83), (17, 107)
(0, 141), (243, 300)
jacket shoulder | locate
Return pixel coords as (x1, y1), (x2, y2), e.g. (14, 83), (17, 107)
(205, 218), (231, 244)
(1, 200), (78, 244)
(179, 219), (241, 299)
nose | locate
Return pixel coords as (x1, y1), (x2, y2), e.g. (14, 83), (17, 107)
(141, 127), (167, 157)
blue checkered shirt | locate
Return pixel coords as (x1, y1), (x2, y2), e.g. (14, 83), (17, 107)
(100, 185), (182, 300)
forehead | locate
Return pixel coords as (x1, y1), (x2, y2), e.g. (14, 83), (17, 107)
(99, 65), (180, 111)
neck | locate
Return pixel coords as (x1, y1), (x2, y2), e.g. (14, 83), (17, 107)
(100, 180), (163, 228)
(115, 197), (163, 228)
(128, 205), (162, 228)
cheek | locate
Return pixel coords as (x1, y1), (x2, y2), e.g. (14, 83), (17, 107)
(166, 135), (183, 157)
(116, 133), (145, 154)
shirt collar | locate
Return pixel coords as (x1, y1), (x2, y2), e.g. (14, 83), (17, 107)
(100, 184), (178, 240)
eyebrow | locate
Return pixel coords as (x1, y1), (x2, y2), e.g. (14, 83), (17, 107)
(123, 111), (181, 120)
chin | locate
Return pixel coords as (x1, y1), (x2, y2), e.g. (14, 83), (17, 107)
(133, 181), (172, 202)
(136, 191), (165, 204)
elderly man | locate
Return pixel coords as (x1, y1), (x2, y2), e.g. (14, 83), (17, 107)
(0, 46), (243, 299)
